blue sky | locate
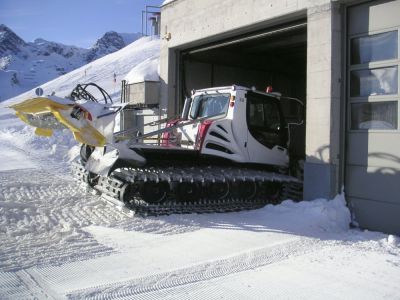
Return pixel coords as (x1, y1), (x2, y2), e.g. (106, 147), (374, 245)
(0, 0), (163, 48)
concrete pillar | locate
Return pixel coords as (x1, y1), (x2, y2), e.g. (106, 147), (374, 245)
(303, 2), (342, 200)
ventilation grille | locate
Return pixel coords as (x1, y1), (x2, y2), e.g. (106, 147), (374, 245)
(205, 143), (233, 154)
(209, 131), (230, 142)
(216, 124), (228, 134)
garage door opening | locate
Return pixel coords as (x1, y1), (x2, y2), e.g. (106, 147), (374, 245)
(179, 21), (307, 101)
(177, 20), (307, 181)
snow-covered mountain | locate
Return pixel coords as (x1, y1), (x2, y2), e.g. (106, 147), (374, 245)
(0, 24), (26, 55)
(86, 31), (142, 62)
(0, 24), (141, 101)
(4, 36), (160, 106)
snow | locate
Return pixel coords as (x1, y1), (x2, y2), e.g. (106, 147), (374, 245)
(124, 56), (160, 83)
(388, 234), (400, 247)
(0, 33), (399, 300)
(0, 143), (37, 171)
(1, 171), (399, 299)
(162, 0), (177, 5)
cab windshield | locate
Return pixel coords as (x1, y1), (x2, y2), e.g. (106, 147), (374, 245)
(189, 93), (230, 119)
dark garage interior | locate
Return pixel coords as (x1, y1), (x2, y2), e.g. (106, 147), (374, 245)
(179, 21), (307, 106)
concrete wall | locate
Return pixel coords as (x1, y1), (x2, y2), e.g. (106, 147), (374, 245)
(160, 0), (345, 199)
(126, 81), (160, 106)
(303, 2), (343, 199)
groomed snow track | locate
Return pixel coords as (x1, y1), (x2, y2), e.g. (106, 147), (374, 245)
(66, 237), (318, 299)
(72, 160), (302, 216)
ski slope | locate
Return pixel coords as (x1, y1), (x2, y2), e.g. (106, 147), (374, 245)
(0, 35), (399, 300)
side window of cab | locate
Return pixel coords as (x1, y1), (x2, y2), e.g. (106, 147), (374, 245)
(246, 92), (286, 148)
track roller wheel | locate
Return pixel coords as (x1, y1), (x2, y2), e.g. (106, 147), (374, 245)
(84, 172), (98, 188)
(230, 181), (257, 200)
(119, 183), (136, 203)
(139, 181), (169, 204)
(207, 182), (229, 200)
(174, 182), (201, 202)
(264, 182), (282, 204)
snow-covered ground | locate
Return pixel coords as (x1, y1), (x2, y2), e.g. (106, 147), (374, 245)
(0, 37), (399, 300)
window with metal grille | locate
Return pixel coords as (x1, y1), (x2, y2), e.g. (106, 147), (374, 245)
(348, 29), (399, 131)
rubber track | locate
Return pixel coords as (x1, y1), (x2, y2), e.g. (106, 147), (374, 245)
(71, 161), (301, 216)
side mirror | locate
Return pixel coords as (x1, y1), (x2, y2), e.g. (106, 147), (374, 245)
(181, 97), (192, 120)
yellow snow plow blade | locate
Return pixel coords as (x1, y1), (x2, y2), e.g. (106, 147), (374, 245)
(10, 97), (107, 147)
(35, 127), (53, 137)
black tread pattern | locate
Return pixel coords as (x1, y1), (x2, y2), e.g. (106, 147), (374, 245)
(71, 161), (302, 216)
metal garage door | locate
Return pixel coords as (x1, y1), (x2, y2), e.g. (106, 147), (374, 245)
(346, 0), (400, 234)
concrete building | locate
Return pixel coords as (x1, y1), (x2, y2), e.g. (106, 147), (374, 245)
(158, 0), (400, 234)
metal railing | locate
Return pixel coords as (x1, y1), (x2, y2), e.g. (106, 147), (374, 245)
(141, 5), (161, 37)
